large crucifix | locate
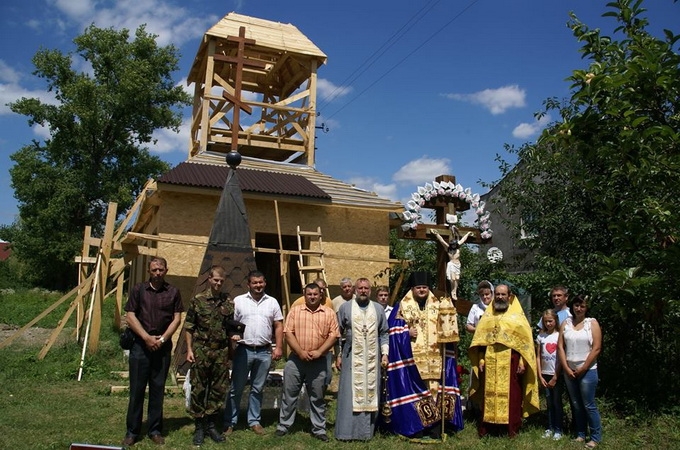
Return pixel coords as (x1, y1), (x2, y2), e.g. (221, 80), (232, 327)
(398, 175), (489, 308)
(213, 26), (267, 153)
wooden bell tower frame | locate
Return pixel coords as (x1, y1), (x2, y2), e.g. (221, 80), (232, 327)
(187, 13), (327, 165)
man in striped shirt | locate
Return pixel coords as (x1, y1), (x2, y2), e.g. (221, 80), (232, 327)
(275, 282), (340, 441)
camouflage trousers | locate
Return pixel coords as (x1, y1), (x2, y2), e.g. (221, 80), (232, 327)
(189, 345), (230, 417)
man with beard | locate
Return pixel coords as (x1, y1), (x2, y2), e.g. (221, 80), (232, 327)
(382, 272), (464, 440)
(468, 284), (539, 438)
(335, 278), (389, 441)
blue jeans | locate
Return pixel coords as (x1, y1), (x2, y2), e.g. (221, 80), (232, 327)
(563, 368), (602, 443)
(542, 373), (563, 433)
(225, 345), (272, 427)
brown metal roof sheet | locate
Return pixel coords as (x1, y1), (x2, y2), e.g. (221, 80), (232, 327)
(158, 162), (331, 200)
(156, 154), (404, 212)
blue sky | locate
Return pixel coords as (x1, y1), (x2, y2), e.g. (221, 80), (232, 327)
(1, 0), (678, 227)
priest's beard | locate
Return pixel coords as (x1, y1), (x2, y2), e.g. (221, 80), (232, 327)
(494, 298), (509, 312)
(356, 294), (370, 306)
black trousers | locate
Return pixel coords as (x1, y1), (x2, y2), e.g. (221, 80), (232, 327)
(125, 340), (172, 438)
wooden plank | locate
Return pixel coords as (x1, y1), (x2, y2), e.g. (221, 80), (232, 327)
(398, 225), (485, 244)
(124, 232), (207, 247)
(38, 296), (80, 360)
(75, 256), (97, 264)
(88, 202), (117, 353)
(113, 179), (153, 241)
(0, 274), (94, 349)
(114, 274), (125, 330)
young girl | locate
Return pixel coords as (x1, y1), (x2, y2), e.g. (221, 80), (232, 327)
(536, 309), (563, 440)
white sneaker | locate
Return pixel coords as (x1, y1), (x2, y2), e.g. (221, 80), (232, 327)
(553, 432), (563, 440)
(542, 430), (553, 439)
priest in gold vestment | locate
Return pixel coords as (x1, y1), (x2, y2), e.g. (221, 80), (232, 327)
(382, 272), (464, 439)
(468, 284), (539, 437)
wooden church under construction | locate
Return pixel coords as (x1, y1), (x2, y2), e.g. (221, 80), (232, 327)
(122, 13), (403, 308)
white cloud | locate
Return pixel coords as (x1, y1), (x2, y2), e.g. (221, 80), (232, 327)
(177, 77), (193, 98)
(0, 60), (20, 84)
(0, 62), (59, 116)
(150, 116), (190, 155)
(32, 123), (52, 141)
(51, 0), (218, 47)
(51, 0), (94, 20)
(347, 176), (398, 201)
(443, 84), (526, 115)
(512, 113), (552, 139)
(317, 78), (352, 102)
(392, 156), (452, 186)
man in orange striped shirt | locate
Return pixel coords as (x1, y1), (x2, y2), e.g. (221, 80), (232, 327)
(275, 282), (340, 442)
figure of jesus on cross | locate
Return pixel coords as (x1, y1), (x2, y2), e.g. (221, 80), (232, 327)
(431, 216), (473, 301)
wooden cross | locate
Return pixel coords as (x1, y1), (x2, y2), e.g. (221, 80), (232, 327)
(213, 26), (267, 152)
(398, 174), (489, 303)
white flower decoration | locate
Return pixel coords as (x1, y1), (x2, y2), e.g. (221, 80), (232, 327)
(400, 181), (493, 238)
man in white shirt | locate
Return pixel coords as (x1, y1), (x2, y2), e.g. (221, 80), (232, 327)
(224, 270), (283, 435)
(375, 285), (393, 318)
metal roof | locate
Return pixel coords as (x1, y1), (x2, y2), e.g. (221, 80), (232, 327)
(158, 161), (330, 201)
(157, 153), (404, 212)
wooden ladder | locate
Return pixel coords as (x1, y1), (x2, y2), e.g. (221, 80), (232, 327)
(296, 226), (327, 287)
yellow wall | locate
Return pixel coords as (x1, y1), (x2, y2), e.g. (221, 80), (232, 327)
(144, 190), (392, 302)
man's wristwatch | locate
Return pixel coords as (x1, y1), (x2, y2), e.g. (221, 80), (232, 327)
(159, 336), (166, 344)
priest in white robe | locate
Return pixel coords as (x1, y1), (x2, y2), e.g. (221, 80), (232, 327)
(334, 278), (389, 441)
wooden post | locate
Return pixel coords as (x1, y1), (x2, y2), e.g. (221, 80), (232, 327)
(87, 202), (117, 353)
(76, 226), (92, 341)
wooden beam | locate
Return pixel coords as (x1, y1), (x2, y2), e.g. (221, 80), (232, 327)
(88, 202), (117, 353)
(0, 275), (94, 350)
(38, 295), (82, 360)
(124, 232), (207, 247)
(398, 225), (485, 245)
(113, 179), (154, 241)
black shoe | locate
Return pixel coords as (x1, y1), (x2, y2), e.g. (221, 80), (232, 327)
(313, 433), (329, 442)
(204, 416), (225, 443)
(193, 418), (205, 446)
(193, 428), (205, 446)
(275, 429), (287, 437)
(122, 435), (136, 447)
(207, 427), (225, 443)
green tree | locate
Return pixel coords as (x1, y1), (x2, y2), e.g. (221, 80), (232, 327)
(8, 24), (191, 290)
(495, 0), (680, 413)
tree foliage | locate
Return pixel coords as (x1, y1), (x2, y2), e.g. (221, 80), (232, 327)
(8, 25), (191, 290)
(495, 0), (680, 413)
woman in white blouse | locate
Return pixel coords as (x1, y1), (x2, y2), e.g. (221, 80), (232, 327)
(557, 294), (602, 449)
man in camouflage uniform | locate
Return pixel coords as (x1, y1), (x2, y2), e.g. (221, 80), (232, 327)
(185, 265), (243, 445)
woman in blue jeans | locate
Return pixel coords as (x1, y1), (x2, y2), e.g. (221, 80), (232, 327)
(558, 294), (602, 449)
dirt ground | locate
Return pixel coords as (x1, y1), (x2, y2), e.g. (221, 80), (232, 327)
(0, 323), (68, 348)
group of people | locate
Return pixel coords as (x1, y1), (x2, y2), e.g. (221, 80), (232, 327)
(535, 287), (603, 448)
(467, 282), (602, 448)
(120, 256), (602, 447)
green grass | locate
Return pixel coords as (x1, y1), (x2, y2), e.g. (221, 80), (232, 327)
(1, 290), (679, 449)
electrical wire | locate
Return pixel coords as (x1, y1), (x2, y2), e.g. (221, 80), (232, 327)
(322, 0), (481, 121)
(317, 0), (441, 111)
